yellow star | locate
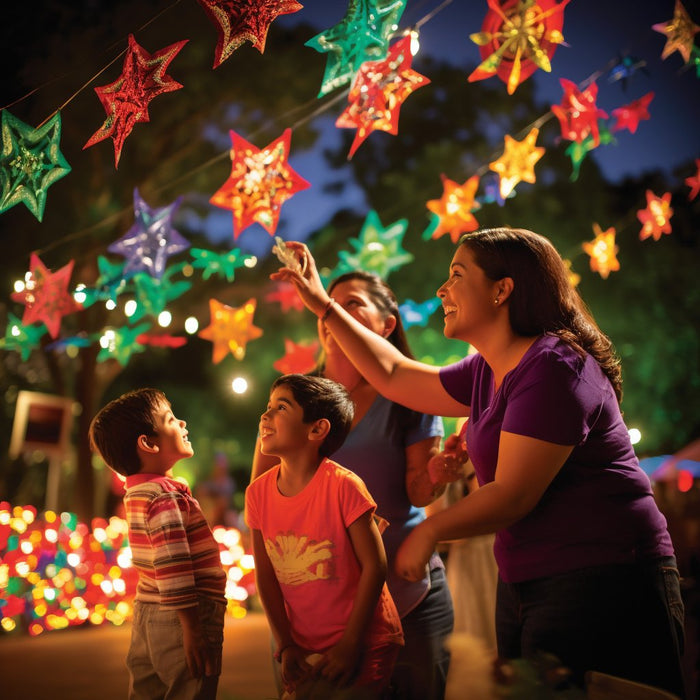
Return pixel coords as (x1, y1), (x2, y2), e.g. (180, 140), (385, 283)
(582, 224), (620, 279)
(198, 297), (262, 363)
(652, 0), (700, 63)
(489, 127), (545, 199)
(426, 174), (480, 243)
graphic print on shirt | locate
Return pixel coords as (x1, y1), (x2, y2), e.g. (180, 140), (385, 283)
(265, 532), (335, 585)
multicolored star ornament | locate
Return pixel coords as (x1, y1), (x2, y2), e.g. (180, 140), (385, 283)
(336, 35), (430, 158)
(265, 281), (306, 312)
(305, 0), (407, 97)
(399, 298), (441, 329)
(637, 190), (673, 241)
(652, 0), (700, 64)
(551, 79), (608, 145)
(582, 223), (620, 279)
(685, 159), (700, 200)
(108, 189), (190, 279)
(611, 92), (654, 133)
(1, 313), (47, 360)
(84, 34), (188, 167)
(198, 298), (263, 363)
(0, 109), (71, 221)
(10, 253), (82, 338)
(425, 174), (481, 243)
(197, 0), (302, 67)
(273, 338), (320, 374)
(210, 128), (310, 238)
(97, 323), (150, 365)
(489, 127), (545, 198)
(469, 0), (570, 94)
(332, 210), (413, 279)
(190, 247), (255, 282)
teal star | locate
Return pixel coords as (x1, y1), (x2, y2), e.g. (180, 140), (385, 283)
(0, 109), (71, 221)
(399, 298), (441, 329)
(190, 247), (255, 282)
(129, 265), (191, 322)
(0, 313), (47, 360)
(331, 210), (413, 279)
(97, 322), (150, 365)
(78, 256), (131, 308)
(305, 0), (407, 97)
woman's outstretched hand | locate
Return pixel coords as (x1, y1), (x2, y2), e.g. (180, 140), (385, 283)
(270, 241), (330, 318)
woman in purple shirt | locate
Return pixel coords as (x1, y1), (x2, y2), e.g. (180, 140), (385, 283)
(271, 228), (685, 698)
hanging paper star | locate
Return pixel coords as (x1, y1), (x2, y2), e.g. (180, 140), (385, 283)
(136, 333), (187, 348)
(0, 313), (47, 361)
(563, 259), (580, 288)
(565, 122), (615, 181)
(10, 253), (82, 338)
(198, 298), (263, 363)
(399, 298), (441, 329)
(0, 109), (71, 222)
(83, 34), (188, 167)
(265, 281), (306, 312)
(426, 174), (481, 243)
(109, 189), (190, 279)
(197, 0), (303, 67)
(551, 79), (608, 146)
(607, 54), (648, 89)
(468, 0), (570, 94)
(305, 0), (408, 97)
(332, 210), (413, 279)
(273, 338), (320, 374)
(210, 128), (310, 238)
(336, 35), (430, 158)
(611, 92), (654, 133)
(77, 256), (131, 308)
(190, 247), (255, 282)
(652, 0), (700, 64)
(637, 190), (674, 241)
(582, 223), (619, 279)
(129, 267), (192, 322)
(97, 323), (150, 365)
(489, 127), (545, 199)
(684, 159), (700, 200)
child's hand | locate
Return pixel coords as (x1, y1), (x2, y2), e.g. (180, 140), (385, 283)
(281, 644), (313, 690)
(311, 639), (360, 687)
(428, 432), (469, 486)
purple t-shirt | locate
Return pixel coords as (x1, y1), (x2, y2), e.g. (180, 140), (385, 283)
(439, 334), (673, 583)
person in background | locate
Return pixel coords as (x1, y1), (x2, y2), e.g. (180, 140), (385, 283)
(251, 271), (454, 700)
(246, 374), (403, 699)
(89, 388), (226, 700)
(271, 228), (686, 698)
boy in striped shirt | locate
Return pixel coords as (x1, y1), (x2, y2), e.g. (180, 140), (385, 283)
(90, 388), (226, 700)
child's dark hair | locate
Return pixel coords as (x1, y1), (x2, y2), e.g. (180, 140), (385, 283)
(271, 374), (354, 458)
(89, 388), (167, 477)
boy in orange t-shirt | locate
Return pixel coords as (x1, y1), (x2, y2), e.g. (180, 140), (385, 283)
(245, 374), (403, 699)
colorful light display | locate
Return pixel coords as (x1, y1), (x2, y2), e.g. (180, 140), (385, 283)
(0, 502), (255, 637)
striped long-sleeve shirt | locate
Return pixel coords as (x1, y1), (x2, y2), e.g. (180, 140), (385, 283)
(123, 474), (226, 609)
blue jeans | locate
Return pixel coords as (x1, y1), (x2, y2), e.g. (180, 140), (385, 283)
(389, 565), (454, 700)
(496, 556), (686, 698)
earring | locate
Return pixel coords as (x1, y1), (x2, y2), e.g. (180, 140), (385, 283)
(494, 298), (499, 305)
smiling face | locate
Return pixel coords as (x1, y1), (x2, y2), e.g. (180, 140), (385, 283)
(319, 278), (394, 355)
(437, 245), (501, 342)
(259, 385), (312, 458)
(148, 401), (194, 473)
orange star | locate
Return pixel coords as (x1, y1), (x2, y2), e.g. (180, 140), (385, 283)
(637, 190), (673, 241)
(489, 127), (545, 198)
(582, 224), (619, 279)
(198, 297), (262, 363)
(685, 159), (700, 200)
(273, 338), (319, 374)
(210, 128), (310, 238)
(426, 175), (480, 243)
(652, 0), (700, 63)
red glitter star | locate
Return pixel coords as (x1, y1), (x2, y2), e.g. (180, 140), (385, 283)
(551, 79), (608, 146)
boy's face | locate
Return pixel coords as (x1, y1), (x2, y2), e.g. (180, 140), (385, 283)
(259, 386), (311, 457)
(148, 401), (194, 472)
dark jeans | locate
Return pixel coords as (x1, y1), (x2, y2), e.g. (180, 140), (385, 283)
(389, 566), (455, 700)
(496, 556), (686, 698)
